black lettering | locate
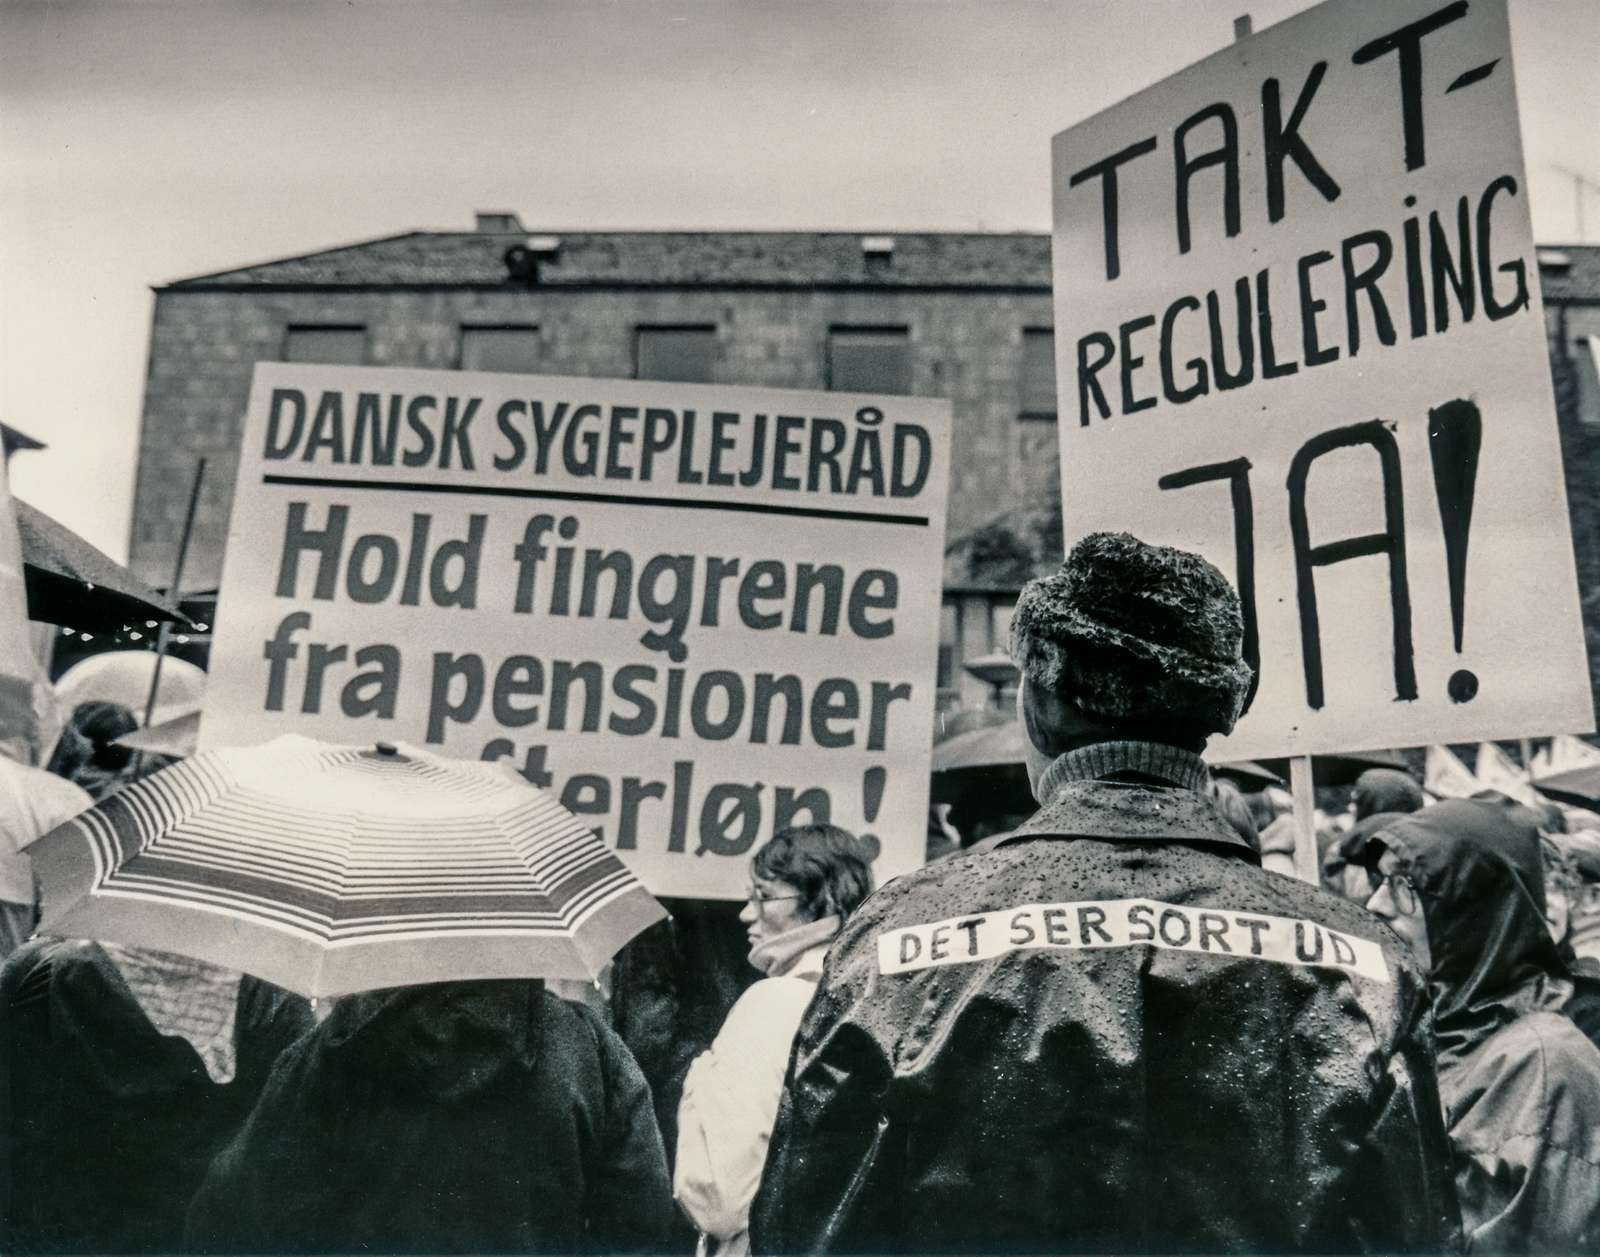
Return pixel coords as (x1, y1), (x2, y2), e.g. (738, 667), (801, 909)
(1287, 419), (1416, 709)
(1235, 916), (1270, 955)
(1477, 175), (1529, 320)
(1262, 61), (1342, 222)
(264, 388), (306, 459)
(1158, 908), (1193, 947)
(1429, 195), (1476, 333)
(1077, 332), (1115, 425)
(1127, 903), (1156, 942)
(1119, 315), (1159, 413)
(276, 502), (347, 600)
(1207, 278), (1255, 390)
(1159, 458), (1258, 715)
(1159, 295), (1210, 405)
(1352, 1), (1471, 172)
(1341, 228), (1397, 357)
(1173, 103), (1240, 254)
(1077, 905), (1112, 944)
(1009, 910), (1037, 946)
(1198, 912), (1232, 952)
(1069, 135), (1159, 280)
(1043, 908), (1072, 946)
(1298, 250), (1339, 366)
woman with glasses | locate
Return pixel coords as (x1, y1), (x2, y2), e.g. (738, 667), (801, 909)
(675, 823), (874, 1257)
(1356, 797), (1600, 1252)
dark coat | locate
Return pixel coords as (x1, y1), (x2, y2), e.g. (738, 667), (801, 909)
(751, 778), (1461, 1254)
(185, 979), (674, 1255)
(0, 937), (312, 1254)
(1372, 799), (1600, 1251)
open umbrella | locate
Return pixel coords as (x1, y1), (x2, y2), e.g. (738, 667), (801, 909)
(54, 651), (205, 727)
(1255, 749), (1411, 788)
(14, 500), (187, 633)
(113, 707), (201, 758)
(1534, 764), (1600, 811)
(931, 719), (1030, 806)
(27, 736), (665, 999)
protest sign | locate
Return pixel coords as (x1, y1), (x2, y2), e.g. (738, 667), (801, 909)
(201, 363), (951, 898)
(1051, 0), (1592, 761)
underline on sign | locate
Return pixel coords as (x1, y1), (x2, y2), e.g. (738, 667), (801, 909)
(261, 473), (931, 527)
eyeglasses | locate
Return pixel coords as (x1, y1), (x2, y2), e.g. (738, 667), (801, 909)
(1366, 868), (1418, 916)
(746, 887), (802, 909)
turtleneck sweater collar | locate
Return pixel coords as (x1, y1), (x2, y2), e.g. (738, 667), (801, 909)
(748, 914), (841, 977)
(1037, 740), (1211, 801)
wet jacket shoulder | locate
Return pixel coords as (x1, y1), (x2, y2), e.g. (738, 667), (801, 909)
(752, 780), (1460, 1255)
(185, 980), (673, 1255)
(0, 937), (312, 1254)
(1443, 1010), (1600, 1252)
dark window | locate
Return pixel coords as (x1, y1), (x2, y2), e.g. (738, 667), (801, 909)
(460, 325), (541, 373)
(828, 327), (910, 395)
(1019, 328), (1057, 421)
(636, 326), (716, 383)
(282, 325), (366, 364)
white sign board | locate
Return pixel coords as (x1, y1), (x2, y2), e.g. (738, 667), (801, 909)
(203, 363), (952, 899)
(1051, 0), (1592, 760)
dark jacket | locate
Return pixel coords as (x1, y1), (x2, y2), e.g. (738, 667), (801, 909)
(185, 979), (674, 1254)
(0, 937), (312, 1254)
(1368, 799), (1600, 1252)
(751, 777), (1461, 1255)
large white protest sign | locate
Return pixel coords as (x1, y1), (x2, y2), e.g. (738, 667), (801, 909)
(1052, 0), (1592, 760)
(202, 363), (951, 898)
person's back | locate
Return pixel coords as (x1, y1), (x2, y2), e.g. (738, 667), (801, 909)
(0, 937), (312, 1253)
(185, 979), (673, 1254)
(753, 780), (1455, 1253)
(752, 533), (1458, 1254)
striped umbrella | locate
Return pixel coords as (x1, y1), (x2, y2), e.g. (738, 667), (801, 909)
(26, 737), (665, 999)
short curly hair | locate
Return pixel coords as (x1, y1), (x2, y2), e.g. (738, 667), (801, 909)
(751, 823), (875, 923)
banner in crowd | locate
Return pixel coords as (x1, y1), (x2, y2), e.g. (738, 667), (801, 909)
(202, 363), (952, 898)
(1051, 0), (1592, 760)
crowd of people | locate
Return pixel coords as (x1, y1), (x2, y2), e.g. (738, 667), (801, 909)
(3, 532), (1600, 1252)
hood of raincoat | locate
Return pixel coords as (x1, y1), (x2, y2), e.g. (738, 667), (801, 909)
(1356, 796), (1570, 1069)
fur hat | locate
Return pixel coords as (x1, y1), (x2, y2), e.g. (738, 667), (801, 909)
(1009, 532), (1253, 738)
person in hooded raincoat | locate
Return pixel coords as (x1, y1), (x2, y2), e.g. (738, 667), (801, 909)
(1354, 798), (1600, 1252)
(751, 532), (1460, 1255)
(184, 979), (674, 1254)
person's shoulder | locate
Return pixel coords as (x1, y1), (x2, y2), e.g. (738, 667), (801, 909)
(1451, 1010), (1600, 1151)
(725, 973), (817, 1027)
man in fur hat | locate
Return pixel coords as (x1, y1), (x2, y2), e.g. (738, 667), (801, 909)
(751, 532), (1459, 1254)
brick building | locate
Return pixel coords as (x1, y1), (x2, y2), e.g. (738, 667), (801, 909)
(127, 217), (1600, 721)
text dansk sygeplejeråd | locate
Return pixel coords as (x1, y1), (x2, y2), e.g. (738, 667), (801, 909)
(877, 897), (1390, 983)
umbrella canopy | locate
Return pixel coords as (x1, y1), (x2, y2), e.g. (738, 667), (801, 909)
(1534, 764), (1600, 811)
(1210, 761), (1285, 792)
(55, 651), (205, 727)
(1255, 749), (1410, 788)
(14, 500), (187, 633)
(27, 737), (665, 999)
(930, 719), (1030, 807)
(113, 707), (201, 758)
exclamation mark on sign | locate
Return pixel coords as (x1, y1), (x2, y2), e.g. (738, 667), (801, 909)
(858, 767), (886, 861)
(1428, 398), (1482, 703)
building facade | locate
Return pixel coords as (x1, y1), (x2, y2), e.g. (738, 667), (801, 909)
(127, 218), (1600, 723)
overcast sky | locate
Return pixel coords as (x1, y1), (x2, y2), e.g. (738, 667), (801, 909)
(3, 0), (1596, 569)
